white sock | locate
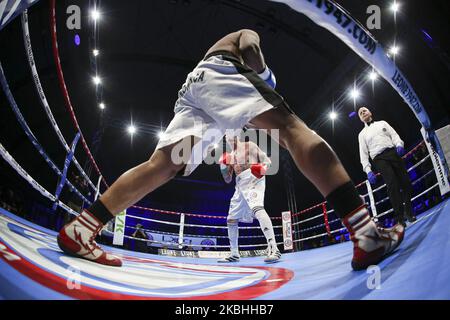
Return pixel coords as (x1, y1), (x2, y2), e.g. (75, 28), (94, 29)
(255, 209), (276, 250)
(227, 221), (239, 256)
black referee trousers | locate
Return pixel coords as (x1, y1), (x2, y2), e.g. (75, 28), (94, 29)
(373, 148), (414, 223)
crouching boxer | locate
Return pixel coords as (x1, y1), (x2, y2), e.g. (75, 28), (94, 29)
(218, 135), (281, 263)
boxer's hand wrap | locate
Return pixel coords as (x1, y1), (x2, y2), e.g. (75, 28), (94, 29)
(251, 164), (267, 179)
(257, 66), (276, 89)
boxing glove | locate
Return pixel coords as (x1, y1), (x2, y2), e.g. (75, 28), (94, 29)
(251, 164), (267, 179)
(219, 152), (232, 166)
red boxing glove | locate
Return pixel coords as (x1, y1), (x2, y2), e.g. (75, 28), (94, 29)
(219, 152), (232, 165)
(250, 164), (267, 179)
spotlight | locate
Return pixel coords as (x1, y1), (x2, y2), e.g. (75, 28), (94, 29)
(349, 88), (360, 100)
(368, 71), (378, 81)
(91, 9), (100, 21)
(389, 45), (399, 56)
(93, 49), (99, 56)
(74, 34), (81, 46)
(158, 131), (164, 139)
(93, 76), (101, 85)
(99, 102), (105, 110)
(329, 112), (338, 120)
(128, 125), (137, 135)
(390, 1), (400, 13)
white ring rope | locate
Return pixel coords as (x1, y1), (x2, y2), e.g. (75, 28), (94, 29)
(126, 214), (282, 230)
(0, 142), (78, 216)
(126, 225), (283, 239)
(21, 11), (97, 192)
(361, 154), (431, 197)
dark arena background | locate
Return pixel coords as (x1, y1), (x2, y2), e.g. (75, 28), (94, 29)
(0, 0), (450, 306)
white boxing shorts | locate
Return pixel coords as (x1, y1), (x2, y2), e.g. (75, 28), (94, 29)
(228, 168), (266, 223)
(156, 50), (289, 176)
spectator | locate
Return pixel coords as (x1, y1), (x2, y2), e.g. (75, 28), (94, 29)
(132, 223), (148, 252)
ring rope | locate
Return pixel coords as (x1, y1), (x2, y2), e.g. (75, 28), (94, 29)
(21, 11), (98, 193)
(126, 214), (282, 230)
(131, 205), (282, 221)
(0, 62), (91, 205)
(125, 226), (282, 239)
(49, 0), (107, 188)
(354, 141), (426, 189)
(122, 233), (284, 249)
(360, 154), (431, 197)
(293, 142), (429, 217)
(0, 142), (78, 216)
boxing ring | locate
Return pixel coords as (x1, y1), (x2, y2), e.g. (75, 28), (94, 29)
(1, 199), (450, 299)
(1, 0), (450, 300)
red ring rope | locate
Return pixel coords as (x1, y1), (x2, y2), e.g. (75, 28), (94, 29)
(49, 0), (108, 188)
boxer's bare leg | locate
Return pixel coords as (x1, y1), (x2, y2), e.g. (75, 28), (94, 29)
(100, 136), (199, 215)
(250, 106), (350, 197)
(57, 136), (199, 266)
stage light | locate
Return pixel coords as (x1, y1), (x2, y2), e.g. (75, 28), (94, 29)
(93, 49), (99, 56)
(389, 45), (399, 56)
(99, 102), (105, 110)
(93, 76), (101, 85)
(390, 1), (400, 13)
(329, 112), (338, 120)
(91, 9), (100, 21)
(349, 88), (360, 100)
(74, 34), (81, 46)
(349, 111), (357, 118)
(369, 71), (378, 81)
(158, 131), (164, 139)
(128, 125), (137, 135)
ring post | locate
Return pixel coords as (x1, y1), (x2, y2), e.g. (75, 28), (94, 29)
(112, 209), (127, 246)
(365, 180), (378, 222)
(178, 213), (185, 249)
(421, 127), (450, 196)
(94, 176), (102, 201)
(282, 211), (294, 251)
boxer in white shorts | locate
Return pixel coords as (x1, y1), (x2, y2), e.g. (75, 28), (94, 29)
(218, 135), (281, 263)
(59, 29), (404, 272)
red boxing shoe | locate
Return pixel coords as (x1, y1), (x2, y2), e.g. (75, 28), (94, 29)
(57, 210), (122, 267)
(342, 205), (404, 271)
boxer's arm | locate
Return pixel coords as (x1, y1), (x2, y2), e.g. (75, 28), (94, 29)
(358, 132), (371, 174)
(219, 152), (233, 184)
(220, 165), (233, 184)
(257, 150), (271, 168)
(251, 142), (271, 167)
(238, 29), (265, 73)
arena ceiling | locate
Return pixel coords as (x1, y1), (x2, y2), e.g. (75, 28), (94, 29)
(0, 0), (449, 216)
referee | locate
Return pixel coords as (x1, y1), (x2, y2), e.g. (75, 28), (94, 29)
(358, 107), (417, 226)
